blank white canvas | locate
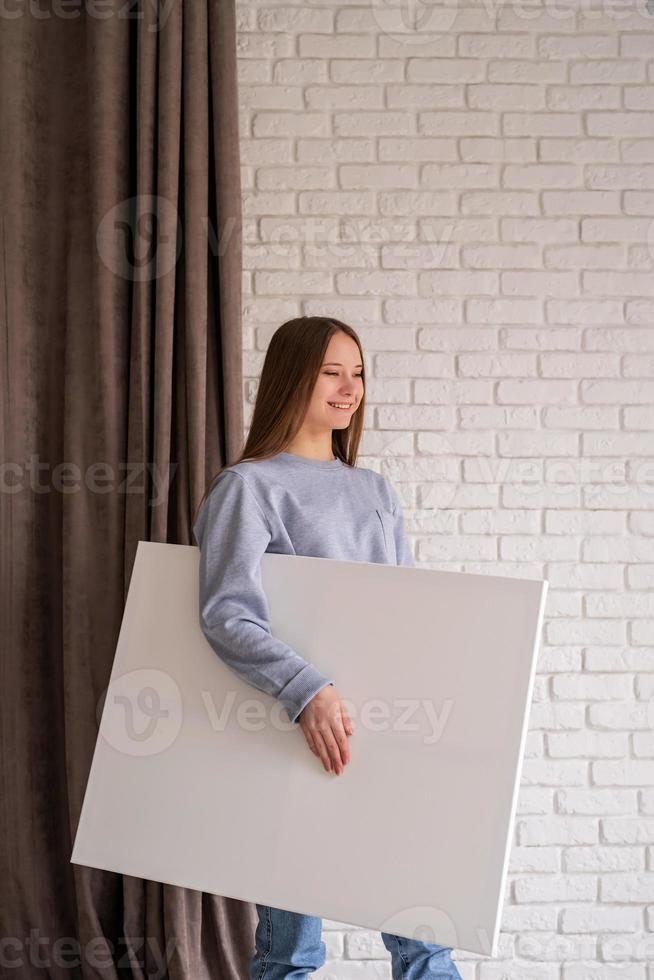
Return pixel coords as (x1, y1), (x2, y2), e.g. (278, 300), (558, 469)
(71, 540), (548, 957)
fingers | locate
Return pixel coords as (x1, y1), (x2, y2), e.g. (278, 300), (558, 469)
(299, 691), (355, 775)
(333, 725), (350, 767)
(312, 731), (334, 773)
(300, 718), (330, 769)
(320, 714), (349, 774)
(303, 728), (319, 757)
(304, 721), (345, 774)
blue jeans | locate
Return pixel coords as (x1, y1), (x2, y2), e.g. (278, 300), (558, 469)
(250, 904), (463, 980)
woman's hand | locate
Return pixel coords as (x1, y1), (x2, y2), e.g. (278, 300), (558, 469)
(298, 685), (354, 775)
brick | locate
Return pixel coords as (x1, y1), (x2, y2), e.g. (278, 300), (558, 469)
(422, 163), (498, 189)
(497, 9), (577, 33)
(298, 191), (375, 215)
(387, 85), (464, 110)
(504, 113), (582, 137)
(340, 165), (418, 189)
(379, 191), (457, 215)
(502, 218), (579, 243)
(588, 113), (654, 138)
(501, 271), (580, 297)
(273, 60), (328, 85)
(460, 34), (535, 58)
(305, 86), (383, 110)
(557, 790), (638, 817)
(489, 60), (565, 84)
(584, 267), (654, 294)
(547, 733), (628, 760)
(547, 86), (622, 112)
(252, 112), (330, 138)
(299, 35), (376, 58)
(468, 298), (542, 323)
(378, 35), (455, 58)
(334, 111), (413, 137)
(257, 166), (334, 190)
(571, 61), (646, 84)
(258, 8), (333, 33)
(504, 164), (579, 189)
(514, 874), (596, 903)
(539, 353), (620, 377)
(336, 270), (417, 295)
(498, 431), (578, 456)
(459, 353), (538, 377)
(541, 138), (620, 163)
(564, 846), (643, 873)
(586, 165), (654, 191)
(239, 85), (303, 111)
(538, 35), (618, 60)
(624, 191), (654, 215)
(420, 111), (499, 136)
(378, 138), (457, 162)
(600, 872), (654, 900)
(462, 192), (540, 216)
(469, 84), (545, 111)
(518, 817), (599, 845)
(582, 217), (652, 242)
(562, 905), (641, 935)
(297, 139), (373, 163)
(420, 270), (499, 296)
(542, 191), (621, 215)
(461, 138), (536, 163)
(546, 300), (623, 324)
(462, 245), (540, 269)
(376, 352), (454, 378)
(407, 58), (485, 83)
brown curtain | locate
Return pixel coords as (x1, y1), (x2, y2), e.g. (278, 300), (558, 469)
(0, 2), (256, 977)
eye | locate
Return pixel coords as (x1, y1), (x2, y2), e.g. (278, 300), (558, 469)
(323, 371), (364, 377)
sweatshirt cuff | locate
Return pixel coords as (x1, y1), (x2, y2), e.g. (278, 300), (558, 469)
(278, 665), (334, 725)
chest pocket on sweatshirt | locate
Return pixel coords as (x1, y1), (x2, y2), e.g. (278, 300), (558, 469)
(375, 508), (397, 564)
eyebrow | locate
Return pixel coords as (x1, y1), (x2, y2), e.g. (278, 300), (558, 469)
(323, 362), (363, 368)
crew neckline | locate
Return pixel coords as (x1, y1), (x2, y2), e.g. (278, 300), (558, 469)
(277, 451), (345, 469)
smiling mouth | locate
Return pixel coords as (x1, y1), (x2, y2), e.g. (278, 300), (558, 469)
(328, 402), (353, 410)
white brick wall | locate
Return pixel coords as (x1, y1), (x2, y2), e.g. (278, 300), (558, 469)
(236, 1), (654, 975)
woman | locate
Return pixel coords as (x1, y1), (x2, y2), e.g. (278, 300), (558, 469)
(192, 316), (463, 980)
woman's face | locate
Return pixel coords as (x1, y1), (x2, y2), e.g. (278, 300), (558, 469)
(306, 332), (364, 433)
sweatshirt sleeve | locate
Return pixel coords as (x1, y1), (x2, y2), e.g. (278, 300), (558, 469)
(388, 481), (415, 568)
(193, 469), (334, 724)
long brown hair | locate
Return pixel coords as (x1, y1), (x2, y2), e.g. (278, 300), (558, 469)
(193, 316), (366, 527)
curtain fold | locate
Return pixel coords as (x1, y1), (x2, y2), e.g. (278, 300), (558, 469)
(0, 2), (252, 977)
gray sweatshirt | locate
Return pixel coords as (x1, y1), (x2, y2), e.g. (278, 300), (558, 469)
(192, 451), (414, 725)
